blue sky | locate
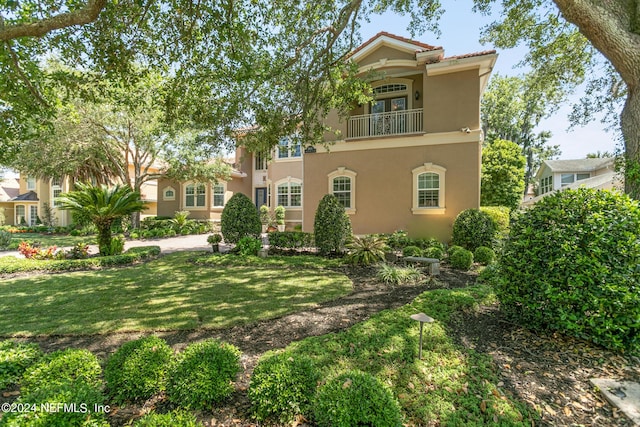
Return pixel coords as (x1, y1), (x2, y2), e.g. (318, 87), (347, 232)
(360, 5), (619, 159)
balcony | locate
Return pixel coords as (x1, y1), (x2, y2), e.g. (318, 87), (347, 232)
(347, 108), (424, 139)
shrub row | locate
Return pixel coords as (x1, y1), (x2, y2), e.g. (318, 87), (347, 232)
(0, 340), (42, 390)
(267, 231), (314, 250)
(0, 246), (161, 275)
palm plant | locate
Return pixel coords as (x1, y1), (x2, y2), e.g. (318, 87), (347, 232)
(345, 235), (387, 266)
(56, 183), (147, 255)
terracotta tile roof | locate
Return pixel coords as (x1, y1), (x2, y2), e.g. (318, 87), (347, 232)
(442, 49), (497, 60)
(348, 31), (442, 58)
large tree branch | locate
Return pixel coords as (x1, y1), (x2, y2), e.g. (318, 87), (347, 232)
(0, 0), (107, 41)
(3, 41), (49, 106)
(553, 0), (640, 86)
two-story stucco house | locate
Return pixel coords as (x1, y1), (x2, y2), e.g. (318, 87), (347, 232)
(156, 32), (497, 241)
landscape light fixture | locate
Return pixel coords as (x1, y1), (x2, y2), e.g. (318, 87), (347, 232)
(410, 312), (434, 359)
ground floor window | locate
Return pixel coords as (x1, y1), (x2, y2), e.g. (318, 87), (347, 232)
(276, 180), (302, 208)
(212, 183), (225, 207)
(185, 183), (206, 208)
(15, 205), (25, 225)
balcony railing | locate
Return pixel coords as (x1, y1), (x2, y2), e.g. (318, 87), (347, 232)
(347, 108), (424, 139)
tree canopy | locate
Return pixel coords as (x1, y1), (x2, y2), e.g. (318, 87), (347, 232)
(481, 139), (526, 210)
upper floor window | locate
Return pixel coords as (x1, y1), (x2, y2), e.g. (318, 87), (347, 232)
(328, 167), (357, 214)
(212, 183), (225, 207)
(412, 163), (446, 215)
(373, 83), (407, 95)
(277, 137), (302, 159)
(51, 178), (62, 207)
(561, 172), (591, 187)
(276, 178), (302, 208)
(540, 176), (553, 194)
(163, 187), (176, 201)
(255, 152), (268, 170)
(26, 177), (36, 191)
(185, 183), (206, 208)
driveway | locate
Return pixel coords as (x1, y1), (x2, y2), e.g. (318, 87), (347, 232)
(0, 234), (221, 258)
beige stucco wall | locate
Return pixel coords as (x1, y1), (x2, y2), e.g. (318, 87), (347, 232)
(357, 46), (416, 67)
(303, 139), (481, 242)
(424, 69), (480, 133)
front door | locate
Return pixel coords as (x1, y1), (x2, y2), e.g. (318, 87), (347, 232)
(255, 187), (268, 208)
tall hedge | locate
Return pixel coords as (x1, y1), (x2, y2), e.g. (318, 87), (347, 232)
(451, 208), (496, 251)
(495, 188), (640, 354)
(221, 193), (261, 244)
(313, 194), (352, 255)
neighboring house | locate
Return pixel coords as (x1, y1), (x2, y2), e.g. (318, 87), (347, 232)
(157, 32), (497, 241)
(2, 166), (159, 226)
(0, 177), (20, 225)
(522, 157), (622, 207)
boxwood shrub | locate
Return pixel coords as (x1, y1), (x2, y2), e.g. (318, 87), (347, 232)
(313, 194), (352, 255)
(132, 410), (204, 427)
(313, 370), (403, 427)
(401, 246), (422, 257)
(449, 248), (474, 270)
(248, 351), (321, 424)
(451, 208), (496, 251)
(221, 193), (261, 244)
(167, 339), (241, 409)
(495, 188), (640, 354)
(474, 246), (496, 265)
(267, 231), (314, 250)
(105, 336), (174, 403)
(21, 348), (102, 395)
(0, 340), (42, 390)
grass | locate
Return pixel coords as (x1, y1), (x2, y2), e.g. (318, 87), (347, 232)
(2, 233), (96, 251)
(0, 252), (352, 336)
(272, 284), (539, 426)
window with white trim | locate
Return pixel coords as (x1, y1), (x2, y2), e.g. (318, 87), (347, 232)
(328, 167), (357, 213)
(212, 183), (225, 207)
(540, 176), (553, 194)
(276, 179), (302, 208)
(26, 177), (36, 191)
(411, 163), (446, 214)
(277, 137), (302, 159)
(29, 205), (38, 226)
(162, 187), (176, 201)
(185, 183), (206, 208)
(51, 178), (62, 207)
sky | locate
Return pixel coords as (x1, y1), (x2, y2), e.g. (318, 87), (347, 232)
(360, 5), (620, 159)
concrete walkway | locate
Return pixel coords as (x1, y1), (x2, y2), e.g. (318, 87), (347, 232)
(0, 234), (220, 258)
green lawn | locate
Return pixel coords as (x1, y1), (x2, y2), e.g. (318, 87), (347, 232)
(0, 252), (352, 336)
(2, 233), (96, 251)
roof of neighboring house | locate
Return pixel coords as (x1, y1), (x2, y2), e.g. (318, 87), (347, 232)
(540, 158), (615, 175)
(10, 191), (39, 202)
(0, 178), (20, 201)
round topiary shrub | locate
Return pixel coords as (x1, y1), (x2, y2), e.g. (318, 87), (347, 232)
(496, 188), (640, 354)
(447, 245), (464, 257)
(132, 410), (204, 427)
(449, 248), (474, 270)
(313, 194), (352, 255)
(0, 340), (42, 391)
(423, 246), (444, 260)
(402, 246), (422, 257)
(167, 339), (241, 409)
(105, 336), (174, 403)
(474, 246), (496, 265)
(21, 348), (102, 395)
(221, 193), (261, 244)
(313, 370), (403, 427)
(248, 351), (321, 424)
(452, 208), (497, 251)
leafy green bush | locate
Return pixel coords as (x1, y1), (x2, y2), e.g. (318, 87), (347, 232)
(423, 246), (444, 260)
(275, 205), (286, 225)
(384, 230), (410, 250)
(376, 264), (423, 286)
(480, 206), (511, 241)
(105, 336), (174, 403)
(449, 248), (473, 270)
(132, 410), (204, 427)
(474, 246), (496, 265)
(248, 351), (321, 424)
(495, 188), (640, 354)
(447, 245), (465, 257)
(313, 194), (352, 255)
(221, 193), (261, 244)
(401, 246), (422, 257)
(1, 380), (109, 427)
(167, 339), (241, 409)
(313, 370), (403, 427)
(267, 231), (314, 249)
(109, 234), (125, 255)
(235, 236), (262, 256)
(346, 235), (387, 265)
(452, 208), (497, 251)
(0, 230), (11, 250)
(0, 340), (42, 390)
(21, 349), (102, 395)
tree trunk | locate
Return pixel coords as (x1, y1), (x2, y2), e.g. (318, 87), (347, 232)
(97, 222), (113, 256)
(622, 86), (640, 198)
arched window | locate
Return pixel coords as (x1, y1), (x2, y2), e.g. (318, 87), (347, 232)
(275, 178), (302, 208)
(327, 167), (357, 214)
(162, 186), (176, 201)
(412, 163), (446, 214)
(184, 183), (206, 208)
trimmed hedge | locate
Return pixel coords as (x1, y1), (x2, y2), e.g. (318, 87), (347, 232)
(495, 188), (640, 354)
(313, 194), (352, 255)
(0, 246), (160, 275)
(221, 193), (261, 244)
(0, 340), (42, 391)
(267, 231), (314, 250)
(21, 349), (102, 395)
(132, 410), (204, 427)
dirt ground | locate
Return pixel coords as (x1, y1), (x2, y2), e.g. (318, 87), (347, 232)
(3, 266), (640, 426)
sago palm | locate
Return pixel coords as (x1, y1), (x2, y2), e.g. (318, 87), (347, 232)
(57, 183), (147, 255)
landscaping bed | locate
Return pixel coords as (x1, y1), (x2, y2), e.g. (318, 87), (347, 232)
(2, 265), (637, 426)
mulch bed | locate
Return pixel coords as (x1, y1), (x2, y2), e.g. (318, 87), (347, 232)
(3, 266), (639, 426)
